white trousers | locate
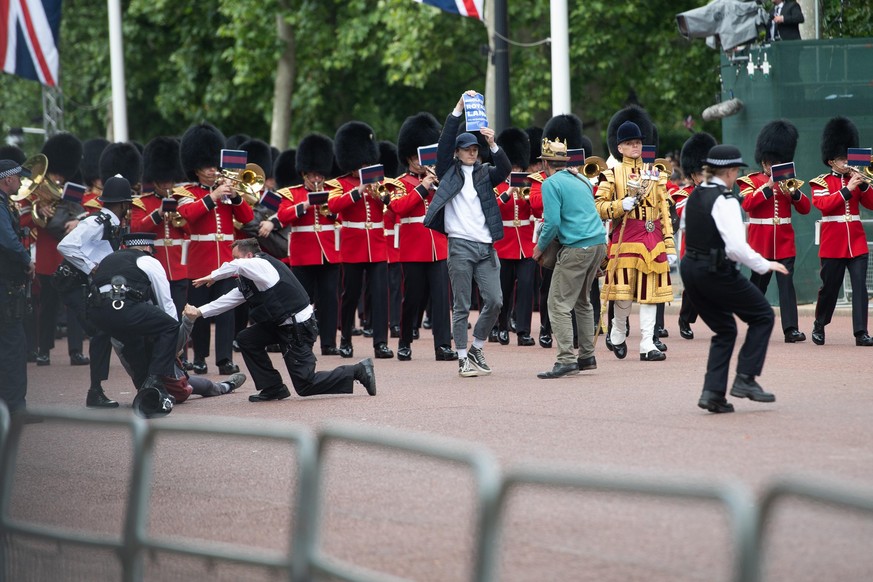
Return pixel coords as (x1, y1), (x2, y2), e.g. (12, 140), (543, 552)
(610, 301), (657, 353)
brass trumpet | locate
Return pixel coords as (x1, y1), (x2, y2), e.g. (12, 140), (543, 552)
(217, 163), (266, 203)
(778, 178), (805, 195)
(843, 164), (873, 186)
(12, 154), (63, 228)
(581, 156), (607, 180)
(369, 177), (406, 202)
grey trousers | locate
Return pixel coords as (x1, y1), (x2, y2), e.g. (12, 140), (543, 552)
(446, 237), (503, 351)
(547, 244), (607, 364)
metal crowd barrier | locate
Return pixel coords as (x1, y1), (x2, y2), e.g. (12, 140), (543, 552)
(2, 404), (873, 582)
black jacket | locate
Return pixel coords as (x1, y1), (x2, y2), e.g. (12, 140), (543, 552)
(423, 112), (511, 243)
(770, 1), (804, 41)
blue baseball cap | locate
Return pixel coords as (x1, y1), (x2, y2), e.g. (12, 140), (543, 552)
(455, 133), (479, 149)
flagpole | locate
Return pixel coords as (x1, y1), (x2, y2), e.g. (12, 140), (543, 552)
(550, 0), (571, 115)
(107, 0), (128, 142)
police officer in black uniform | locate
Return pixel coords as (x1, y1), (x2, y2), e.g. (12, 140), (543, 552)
(183, 238), (376, 402)
(0, 160), (34, 414)
(680, 145), (788, 414)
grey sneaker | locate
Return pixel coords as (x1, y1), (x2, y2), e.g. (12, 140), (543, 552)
(467, 346), (492, 375)
(458, 357), (480, 378)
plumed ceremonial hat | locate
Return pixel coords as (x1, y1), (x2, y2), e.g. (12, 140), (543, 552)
(525, 127), (543, 167)
(41, 132), (83, 181)
(99, 142), (143, 186)
(143, 137), (184, 184)
(180, 123), (226, 179)
(225, 134), (250, 150)
(99, 175), (134, 204)
(241, 139), (274, 179)
(0, 145), (27, 165)
(274, 149), (299, 189)
(680, 132), (718, 177)
(82, 138), (110, 186)
(497, 127), (531, 169)
(334, 121), (379, 174)
(755, 120), (798, 165)
(607, 106), (655, 160)
(543, 114), (584, 149)
(379, 141), (400, 178)
(397, 112), (441, 163)
(296, 133), (334, 178)
(821, 116), (859, 167)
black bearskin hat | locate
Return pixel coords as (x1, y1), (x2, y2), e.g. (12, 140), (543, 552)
(241, 139), (274, 179)
(0, 145), (27, 165)
(497, 127), (531, 169)
(680, 132), (718, 178)
(334, 121), (379, 174)
(397, 112), (441, 163)
(271, 146), (280, 167)
(82, 139), (110, 187)
(180, 123), (226, 180)
(580, 135), (594, 159)
(295, 134), (334, 179)
(525, 127), (543, 167)
(543, 114), (584, 149)
(821, 116), (859, 167)
(607, 105), (655, 161)
(143, 137), (184, 184)
(380, 141), (400, 178)
(225, 134), (250, 150)
(99, 142), (143, 186)
(274, 149), (299, 189)
(41, 132), (83, 181)
(755, 120), (798, 166)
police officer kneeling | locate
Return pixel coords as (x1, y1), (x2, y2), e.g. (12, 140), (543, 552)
(88, 232), (179, 417)
(184, 238), (376, 401)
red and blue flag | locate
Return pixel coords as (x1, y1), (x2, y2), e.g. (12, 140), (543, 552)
(61, 181), (86, 205)
(259, 189), (281, 212)
(509, 172), (530, 188)
(771, 162), (796, 182)
(567, 148), (586, 166)
(847, 148), (872, 167)
(220, 149), (247, 170)
(641, 145), (657, 164)
(413, 0), (483, 20)
(417, 144), (438, 167)
(1, 0), (61, 86)
(359, 164), (384, 185)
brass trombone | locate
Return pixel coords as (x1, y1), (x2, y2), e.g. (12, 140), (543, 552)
(12, 154), (63, 228)
(217, 163), (266, 204)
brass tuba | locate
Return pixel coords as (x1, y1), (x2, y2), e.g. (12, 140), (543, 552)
(582, 156), (607, 180)
(12, 154), (63, 228)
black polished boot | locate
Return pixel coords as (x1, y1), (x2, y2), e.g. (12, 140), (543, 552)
(730, 374), (775, 402)
(338, 338), (354, 358)
(86, 386), (119, 408)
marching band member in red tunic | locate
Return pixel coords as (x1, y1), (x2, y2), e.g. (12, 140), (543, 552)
(327, 121), (394, 360)
(380, 141), (403, 340)
(177, 123), (253, 375)
(494, 127), (537, 346)
(810, 116), (873, 346)
(738, 120), (810, 343)
(390, 112), (456, 362)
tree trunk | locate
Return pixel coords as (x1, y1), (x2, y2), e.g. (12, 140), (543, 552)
(270, 9), (296, 149)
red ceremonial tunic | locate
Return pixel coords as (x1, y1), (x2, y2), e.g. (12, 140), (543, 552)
(389, 173), (447, 262)
(130, 190), (191, 281)
(326, 173), (387, 263)
(810, 173), (873, 259)
(82, 190), (103, 215)
(494, 181), (535, 259)
(176, 183), (254, 279)
(276, 184), (341, 267)
(738, 171), (811, 260)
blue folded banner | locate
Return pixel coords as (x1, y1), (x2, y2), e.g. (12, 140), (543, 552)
(463, 93), (488, 131)
(259, 190), (282, 212)
(847, 148), (872, 167)
(62, 182), (87, 205)
(567, 148), (586, 166)
(418, 144), (438, 167)
(509, 172), (530, 188)
(220, 149), (247, 170)
(359, 164), (385, 185)
(641, 145), (657, 165)
(771, 162), (796, 182)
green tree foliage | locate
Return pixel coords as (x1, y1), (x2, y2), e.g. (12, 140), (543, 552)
(0, 0), (869, 154)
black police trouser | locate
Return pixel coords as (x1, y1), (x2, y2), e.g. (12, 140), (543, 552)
(750, 256), (799, 333)
(678, 289), (699, 325)
(188, 277), (235, 365)
(236, 317), (355, 396)
(401, 261), (451, 349)
(37, 273), (84, 354)
(816, 255), (869, 335)
(88, 298), (178, 383)
(341, 262), (388, 346)
(0, 284), (27, 413)
(61, 283), (112, 390)
(388, 262), (402, 328)
(498, 257), (535, 335)
(293, 263), (340, 349)
(680, 258), (775, 396)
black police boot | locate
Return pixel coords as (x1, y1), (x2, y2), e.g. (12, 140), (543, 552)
(338, 338), (354, 358)
(354, 357), (377, 395)
(86, 386), (119, 408)
(698, 391), (734, 414)
(730, 374), (775, 403)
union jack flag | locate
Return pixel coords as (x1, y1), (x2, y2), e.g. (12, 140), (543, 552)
(413, 0), (484, 20)
(1, 0), (61, 86)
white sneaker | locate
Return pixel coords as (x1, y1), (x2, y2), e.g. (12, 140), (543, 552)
(458, 357), (480, 378)
(467, 346), (492, 375)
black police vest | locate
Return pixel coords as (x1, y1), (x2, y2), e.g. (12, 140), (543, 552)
(684, 183), (729, 255)
(237, 253), (309, 325)
(92, 249), (154, 299)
